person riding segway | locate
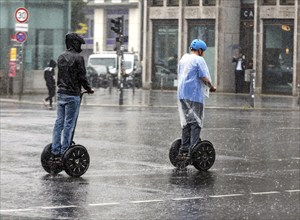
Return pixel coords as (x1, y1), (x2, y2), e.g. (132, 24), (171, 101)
(41, 32), (94, 177)
(169, 39), (216, 170)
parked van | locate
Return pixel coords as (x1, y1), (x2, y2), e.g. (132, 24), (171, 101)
(86, 52), (141, 88)
(87, 52), (135, 76)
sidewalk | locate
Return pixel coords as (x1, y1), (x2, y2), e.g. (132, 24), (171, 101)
(0, 88), (299, 111)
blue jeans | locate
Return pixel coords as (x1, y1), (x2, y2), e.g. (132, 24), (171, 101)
(51, 93), (80, 155)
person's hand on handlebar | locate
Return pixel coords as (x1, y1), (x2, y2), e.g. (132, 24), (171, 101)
(210, 86), (216, 92)
(87, 89), (94, 94)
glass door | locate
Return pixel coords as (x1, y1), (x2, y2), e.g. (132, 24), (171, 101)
(152, 20), (178, 89)
(262, 20), (294, 94)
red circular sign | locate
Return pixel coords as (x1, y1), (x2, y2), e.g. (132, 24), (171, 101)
(15, 32), (27, 43)
(15, 7), (29, 23)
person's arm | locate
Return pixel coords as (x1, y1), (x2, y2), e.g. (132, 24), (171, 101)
(200, 77), (216, 92)
(77, 56), (94, 94)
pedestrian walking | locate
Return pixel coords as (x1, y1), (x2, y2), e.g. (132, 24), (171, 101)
(177, 39), (216, 159)
(232, 52), (246, 93)
(43, 59), (57, 109)
(50, 32), (94, 162)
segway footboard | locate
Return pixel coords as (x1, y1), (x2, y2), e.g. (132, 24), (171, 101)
(63, 145), (90, 178)
(191, 140), (215, 171)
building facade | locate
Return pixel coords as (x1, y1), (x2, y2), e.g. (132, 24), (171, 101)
(88, 0), (143, 57)
(0, 0), (71, 94)
(143, 0), (299, 95)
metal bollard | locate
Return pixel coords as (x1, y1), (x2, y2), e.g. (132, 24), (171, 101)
(249, 69), (255, 108)
(297, 83), (300, 106)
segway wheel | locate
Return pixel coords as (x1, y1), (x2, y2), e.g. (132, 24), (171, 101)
(63, 145), (90, 178)
(169, 139), (189, 169)
(41, 143), (63, 174)
(169, 139), (181, 167)
(191, 140), (215, 171)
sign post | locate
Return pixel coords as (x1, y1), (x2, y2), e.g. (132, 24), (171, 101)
(11, 7), (29, 95)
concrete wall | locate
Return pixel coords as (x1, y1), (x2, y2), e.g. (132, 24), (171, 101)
(128, 6), (142, 53)
(94, 8), (106, 53)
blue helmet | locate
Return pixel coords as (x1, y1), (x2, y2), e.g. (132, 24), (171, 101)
(190, 39), (207, 51)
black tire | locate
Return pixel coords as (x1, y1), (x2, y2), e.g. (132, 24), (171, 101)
(191, 140), (215, 171)
(169, 139), (182, 167)
(63, 145), (90, 177)
(41, 143), (63, 174)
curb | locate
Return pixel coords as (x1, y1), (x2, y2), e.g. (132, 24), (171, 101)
(1, 98), (299, 111)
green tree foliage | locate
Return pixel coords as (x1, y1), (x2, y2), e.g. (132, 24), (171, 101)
(71, 0), (87, 31)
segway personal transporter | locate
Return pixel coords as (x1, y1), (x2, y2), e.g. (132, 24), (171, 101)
(169, 139), (216, 171)
(41, 91), (91, 177)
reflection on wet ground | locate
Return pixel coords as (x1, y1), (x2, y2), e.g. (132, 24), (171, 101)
(0, 90), (299, 219)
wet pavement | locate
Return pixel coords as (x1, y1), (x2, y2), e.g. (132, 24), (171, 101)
(0, 89), (299, 219)
(1, 88), (299, 110)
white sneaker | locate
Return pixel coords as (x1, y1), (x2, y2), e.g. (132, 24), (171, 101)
(42, 99), (47, 106)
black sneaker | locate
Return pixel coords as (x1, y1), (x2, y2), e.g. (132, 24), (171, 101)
(176, 152), (188, 161)
(49, 154), (62, 164)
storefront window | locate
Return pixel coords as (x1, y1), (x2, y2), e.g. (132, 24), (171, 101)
(35, 29), (54, 69)
(188, 20), (216, 84)
(152, 20), (178, 89)
(263, 20), (294, 94)
(262, 0), (276, 5)
(186, 0), (199, 6)
(280, 0), (294, 5)
(167, 0), (179, 6)
(241, 0), (254, 4)
(203, 0), (216, 6)
(150, 0), (164, 6)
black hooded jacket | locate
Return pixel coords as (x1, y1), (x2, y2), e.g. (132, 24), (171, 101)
(56, 33), (92, 96)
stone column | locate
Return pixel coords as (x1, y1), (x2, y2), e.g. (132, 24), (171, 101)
(217, 0), (241, 92)
(294, 0), (299, 96)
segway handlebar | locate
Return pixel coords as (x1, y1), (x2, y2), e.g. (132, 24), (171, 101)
(80, 89), (94, 98)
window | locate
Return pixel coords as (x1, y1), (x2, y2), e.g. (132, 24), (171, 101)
(186, 0), (199, 6)
(280, 0), (294, 5)
(167, 0), (179, 6)
(241, 0), (254, 4)
(188, 20), (216, 83)
(262, 20), (294, 94)
(262, 0), (276, 5)
(150, 0), (163, 6)
(152, 20), (178, 89)
(203, 0), (216, 6)
(35, 29), (54, 69)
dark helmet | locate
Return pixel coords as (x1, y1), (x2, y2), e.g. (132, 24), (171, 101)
(190, 39), (207, 51)
(65, 32), (85, 52)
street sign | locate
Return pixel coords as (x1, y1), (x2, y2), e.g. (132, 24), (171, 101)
(10, 34), (17, 41)
(10, 48), (17, 61)
(9, 61), (17, 77)
(15, 7), (29, 23)
(15, 32), (27, 43)
(15, 23), (29, 32)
